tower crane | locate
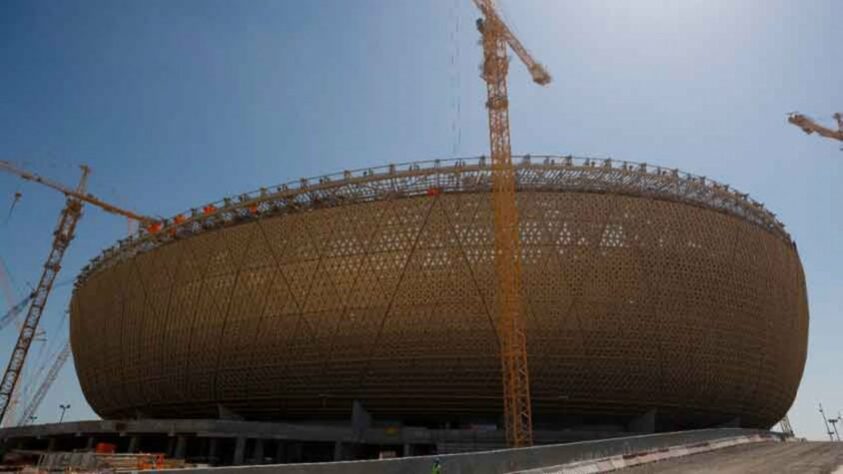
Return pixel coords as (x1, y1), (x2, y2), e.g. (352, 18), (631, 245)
(0, 161), (156, 425)
(470, 0), (551, 447)
(0, 162), (155, 224)
(788, 112), (843, 145)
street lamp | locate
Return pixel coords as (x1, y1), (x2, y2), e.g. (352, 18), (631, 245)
(820, 403), (835, 441)
(58, 404), (71, 423)
(829, 417), (841, 442)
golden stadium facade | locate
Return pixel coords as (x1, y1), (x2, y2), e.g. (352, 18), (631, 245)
(70, 156), (808, 431)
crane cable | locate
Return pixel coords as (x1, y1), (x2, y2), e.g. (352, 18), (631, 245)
(16, 304), (70, 422)
(0, 255), (17, 312)
(4, 157), (76, 225)
(449, 0), (463, 157)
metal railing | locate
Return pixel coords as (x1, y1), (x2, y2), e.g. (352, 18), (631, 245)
(76, 155), (791, 286)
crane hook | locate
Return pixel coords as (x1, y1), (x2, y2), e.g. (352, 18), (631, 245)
(6, 192), (22, 222)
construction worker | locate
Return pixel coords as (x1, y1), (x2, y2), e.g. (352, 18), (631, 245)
(147, 221), (163, 234)
(431, 458), (442, 474)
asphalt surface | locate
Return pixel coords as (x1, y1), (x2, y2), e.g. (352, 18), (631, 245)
(620, 441), (843, 473)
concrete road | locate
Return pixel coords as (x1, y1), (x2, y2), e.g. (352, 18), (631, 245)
(620, 441), (843, 473)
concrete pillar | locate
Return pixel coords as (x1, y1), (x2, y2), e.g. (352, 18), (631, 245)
(208, 438), (219, 464)
(351, 400), (372, 442)
(628, 409), (656, 433)
(166, 437), (176, 457)
(252, 439), (265, 464)
(127, 436), (140, 453)
(720, 417), (741, 428)
(233, 437), (246, 466)
(274, 441), (286, 463)
(85, 436), (95, 450)
(217, 404), (244, 421)
(333, 441), (343, 461)
(47, 437), (57, 452)
(403, 443), (412, 457)
(288, 443), (302, 463)
(174, 436), (187, 459)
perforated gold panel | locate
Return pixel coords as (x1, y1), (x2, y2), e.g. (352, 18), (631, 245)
(70, 158), (808, 430)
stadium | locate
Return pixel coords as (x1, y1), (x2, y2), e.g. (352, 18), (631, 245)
(69, 155), (808, 439)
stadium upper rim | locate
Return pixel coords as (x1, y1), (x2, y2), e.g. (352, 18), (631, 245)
(76, 155), (792, 286)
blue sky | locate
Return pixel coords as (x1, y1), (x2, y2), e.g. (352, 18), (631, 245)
(1, 0), (841, 439)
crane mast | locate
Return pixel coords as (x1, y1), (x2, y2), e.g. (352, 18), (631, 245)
(0, 167), (88, 425)
(472, 0), (550, 447)
(0, 266), (33, 428)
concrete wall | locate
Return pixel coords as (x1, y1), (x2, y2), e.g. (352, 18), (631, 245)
(159, 428), (779, 474)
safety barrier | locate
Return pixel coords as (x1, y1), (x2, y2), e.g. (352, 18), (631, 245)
(157, 428), (781, 474)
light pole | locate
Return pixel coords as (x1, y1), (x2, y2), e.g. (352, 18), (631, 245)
(27, 415), (37, 426)
(829, 418), (841, 442)
(819, 403), (835, 442)
(58, 404), (70, 423)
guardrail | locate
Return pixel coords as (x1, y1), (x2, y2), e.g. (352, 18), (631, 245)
(155, 428), (780, 474)
(76, 155), (791, 286)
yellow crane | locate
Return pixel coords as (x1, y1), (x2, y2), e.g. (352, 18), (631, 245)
(788, 112), (843, 145)
(470, 0), (550, 447)
(0, 161), (155, 425)
(0, 161), (155, 224)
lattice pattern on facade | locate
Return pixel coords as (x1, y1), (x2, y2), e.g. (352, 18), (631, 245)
(70, 158), (807, 430)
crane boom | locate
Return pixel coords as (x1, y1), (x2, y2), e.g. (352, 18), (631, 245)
(18, 341), (70, 426)
(788, 113), (843, 143)
(473, 0), (550, 448)
(0, 161), (156, 225)
(0, 168), (88, 425)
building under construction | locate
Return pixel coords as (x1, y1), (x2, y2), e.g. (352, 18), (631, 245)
(29, 155), (804, 462)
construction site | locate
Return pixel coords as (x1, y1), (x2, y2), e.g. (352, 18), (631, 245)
(1, 0), (842, 472)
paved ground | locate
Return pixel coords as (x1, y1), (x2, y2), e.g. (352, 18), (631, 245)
(620, 441), (843, 473)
